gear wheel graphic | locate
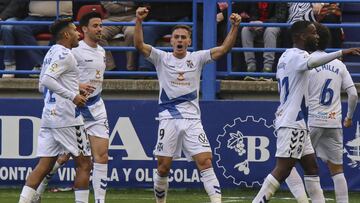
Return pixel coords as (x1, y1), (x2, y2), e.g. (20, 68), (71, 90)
(214, 116), (276, 187)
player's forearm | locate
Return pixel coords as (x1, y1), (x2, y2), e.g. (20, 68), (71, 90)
(346, 86), (358, 119)
(211, 25), (239, 60)
(307, 50), (342, 69)
(221, 25), (238, 53)
(134, 19), (148, 55)
(41, 75), (77, 101)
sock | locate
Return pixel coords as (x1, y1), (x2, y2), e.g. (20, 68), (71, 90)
(75, 189), (89, 203)
(252, 174), (280, 203)
(200, 168), (221, 203)
(92, 163), (108, 203)
(332, 173), (348, 203)
(35, 161), (64, 198)
(4, 64), (15, 71)
(304, 175), (325, 203)
(19, 185), (36, 203)
(153, 171), (168, 203)
(285, 168), (309, 203)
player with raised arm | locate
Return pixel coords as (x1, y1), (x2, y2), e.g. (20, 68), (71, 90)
(286, 22), (358, 203)
(134, 7), (241, 203)
(32, 12), (110, 203)
(18, 18), (92, 203)
(252, 21), (360, 203)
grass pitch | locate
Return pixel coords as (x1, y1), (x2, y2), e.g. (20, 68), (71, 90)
(2, 188), (360, 202)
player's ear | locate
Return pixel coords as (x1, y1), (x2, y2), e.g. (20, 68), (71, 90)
(81, 26), (88, 33)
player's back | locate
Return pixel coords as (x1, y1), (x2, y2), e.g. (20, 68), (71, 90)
(40, 44), (83, 128)
(308, 51), (354, 128)
(275, 48), (311, 130)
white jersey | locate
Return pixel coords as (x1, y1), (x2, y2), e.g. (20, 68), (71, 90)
(308, 51), (355, 128)
(72, 40), (107, 122)
(72, 40), (106, 97)
(275, 48), (311, 130)
(39, 44), (83, 128)
(147, 47), (212, 120)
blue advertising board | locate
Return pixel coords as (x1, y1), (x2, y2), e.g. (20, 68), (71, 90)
(1, 99), (360, 190)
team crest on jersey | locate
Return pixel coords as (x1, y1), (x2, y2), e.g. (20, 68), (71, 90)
(186, 60), (194, 69)
(328, 112), (336, 119)
(96, 70), (101, 79)
(344, 121), (360, 169)
(50, 63), (58, 72)
(177, 72), (185, 81)
(214, 116), (276, 187)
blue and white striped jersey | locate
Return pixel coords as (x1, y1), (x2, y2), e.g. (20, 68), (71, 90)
(147, 47), (212, 120)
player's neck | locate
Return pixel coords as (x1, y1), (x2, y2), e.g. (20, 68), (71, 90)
(57, 40), (71, 49)
(293, 43), (305, 50)
(83, 38), (98, 48)
(172, 52), (186, 59)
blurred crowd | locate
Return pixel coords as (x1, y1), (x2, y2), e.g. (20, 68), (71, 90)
(0, 1), (344, 78)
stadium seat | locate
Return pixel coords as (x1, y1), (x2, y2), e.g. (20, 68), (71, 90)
(76, 4), (106, 21)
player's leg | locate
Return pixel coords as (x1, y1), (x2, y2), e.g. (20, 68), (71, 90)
(285, 167), (309, 203)
(193, 152), (221, 203)
(183, 120), (221, 203)
(33, 153), (71, 203)
(315, 128), (347, 203)
(88, 134), (109, 203)
(253, 128), (304, 203)
(19, 157), (57, 203)
(153, 120), (178, 203)
(19, 128), (61, 203)
(154, 156), (173, 203)
(299, 129), (325, 203)
(53, 126), (92, 203)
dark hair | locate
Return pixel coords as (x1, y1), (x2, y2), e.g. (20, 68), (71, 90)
(314, 22), (331, 51)
(171, 25), (192, 37)
(290, 21), (313, 41)
(79, 12), (102, 27)
(49, 18), (73, 41)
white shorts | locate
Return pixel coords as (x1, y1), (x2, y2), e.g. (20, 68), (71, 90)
(85, 119), (109, 139)
(275, 127), (314, 159)
(310, 127), (343, 164)
(153, 119), (212, 161)
(37, 126), (91, 157)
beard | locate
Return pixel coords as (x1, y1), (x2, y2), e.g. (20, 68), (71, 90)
(304, 40), (317, 52)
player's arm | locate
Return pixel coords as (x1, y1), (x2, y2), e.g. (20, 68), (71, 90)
(134, 7), (152, 58)
(210, 13), (241, 61)
(307, 48), (360, 69)
(344, 86), (358, 127)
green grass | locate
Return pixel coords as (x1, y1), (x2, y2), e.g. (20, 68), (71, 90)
(2, 188), (360, 202)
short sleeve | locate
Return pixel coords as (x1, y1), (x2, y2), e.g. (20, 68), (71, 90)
(294, 50), (310, 71)
(195, 49), (213, 66)
(146, 47), (166, 68)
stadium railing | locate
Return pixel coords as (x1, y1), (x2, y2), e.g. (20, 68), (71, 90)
(0, 0), (359, 100)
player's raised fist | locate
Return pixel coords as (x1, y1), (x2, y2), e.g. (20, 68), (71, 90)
(229, 13), (241, 26)
(136, 7), (149, 21)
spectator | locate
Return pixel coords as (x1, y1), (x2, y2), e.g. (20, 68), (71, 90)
(317, 3), (343, 48)
(241, 2), (287, 73)
(100, 1), (137, 71)
(136, 2), (192, 71)
(13, 1), (72, 72)
(0, 0), (27, 78)
(284, 3), (343, 48)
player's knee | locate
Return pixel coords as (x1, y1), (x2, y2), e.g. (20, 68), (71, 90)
(328, 162), (343, 175)
(77, 157), (92, 173)
(157, 164), (171, 176)
(93, 152), (109, 164)
(303, 164), (319, 176)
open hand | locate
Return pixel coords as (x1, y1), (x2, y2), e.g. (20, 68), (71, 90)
(73, 94), (87, 107)
(342, 48), (360, 56)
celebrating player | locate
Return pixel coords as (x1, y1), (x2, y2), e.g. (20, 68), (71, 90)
(134, 7), (241, 203)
